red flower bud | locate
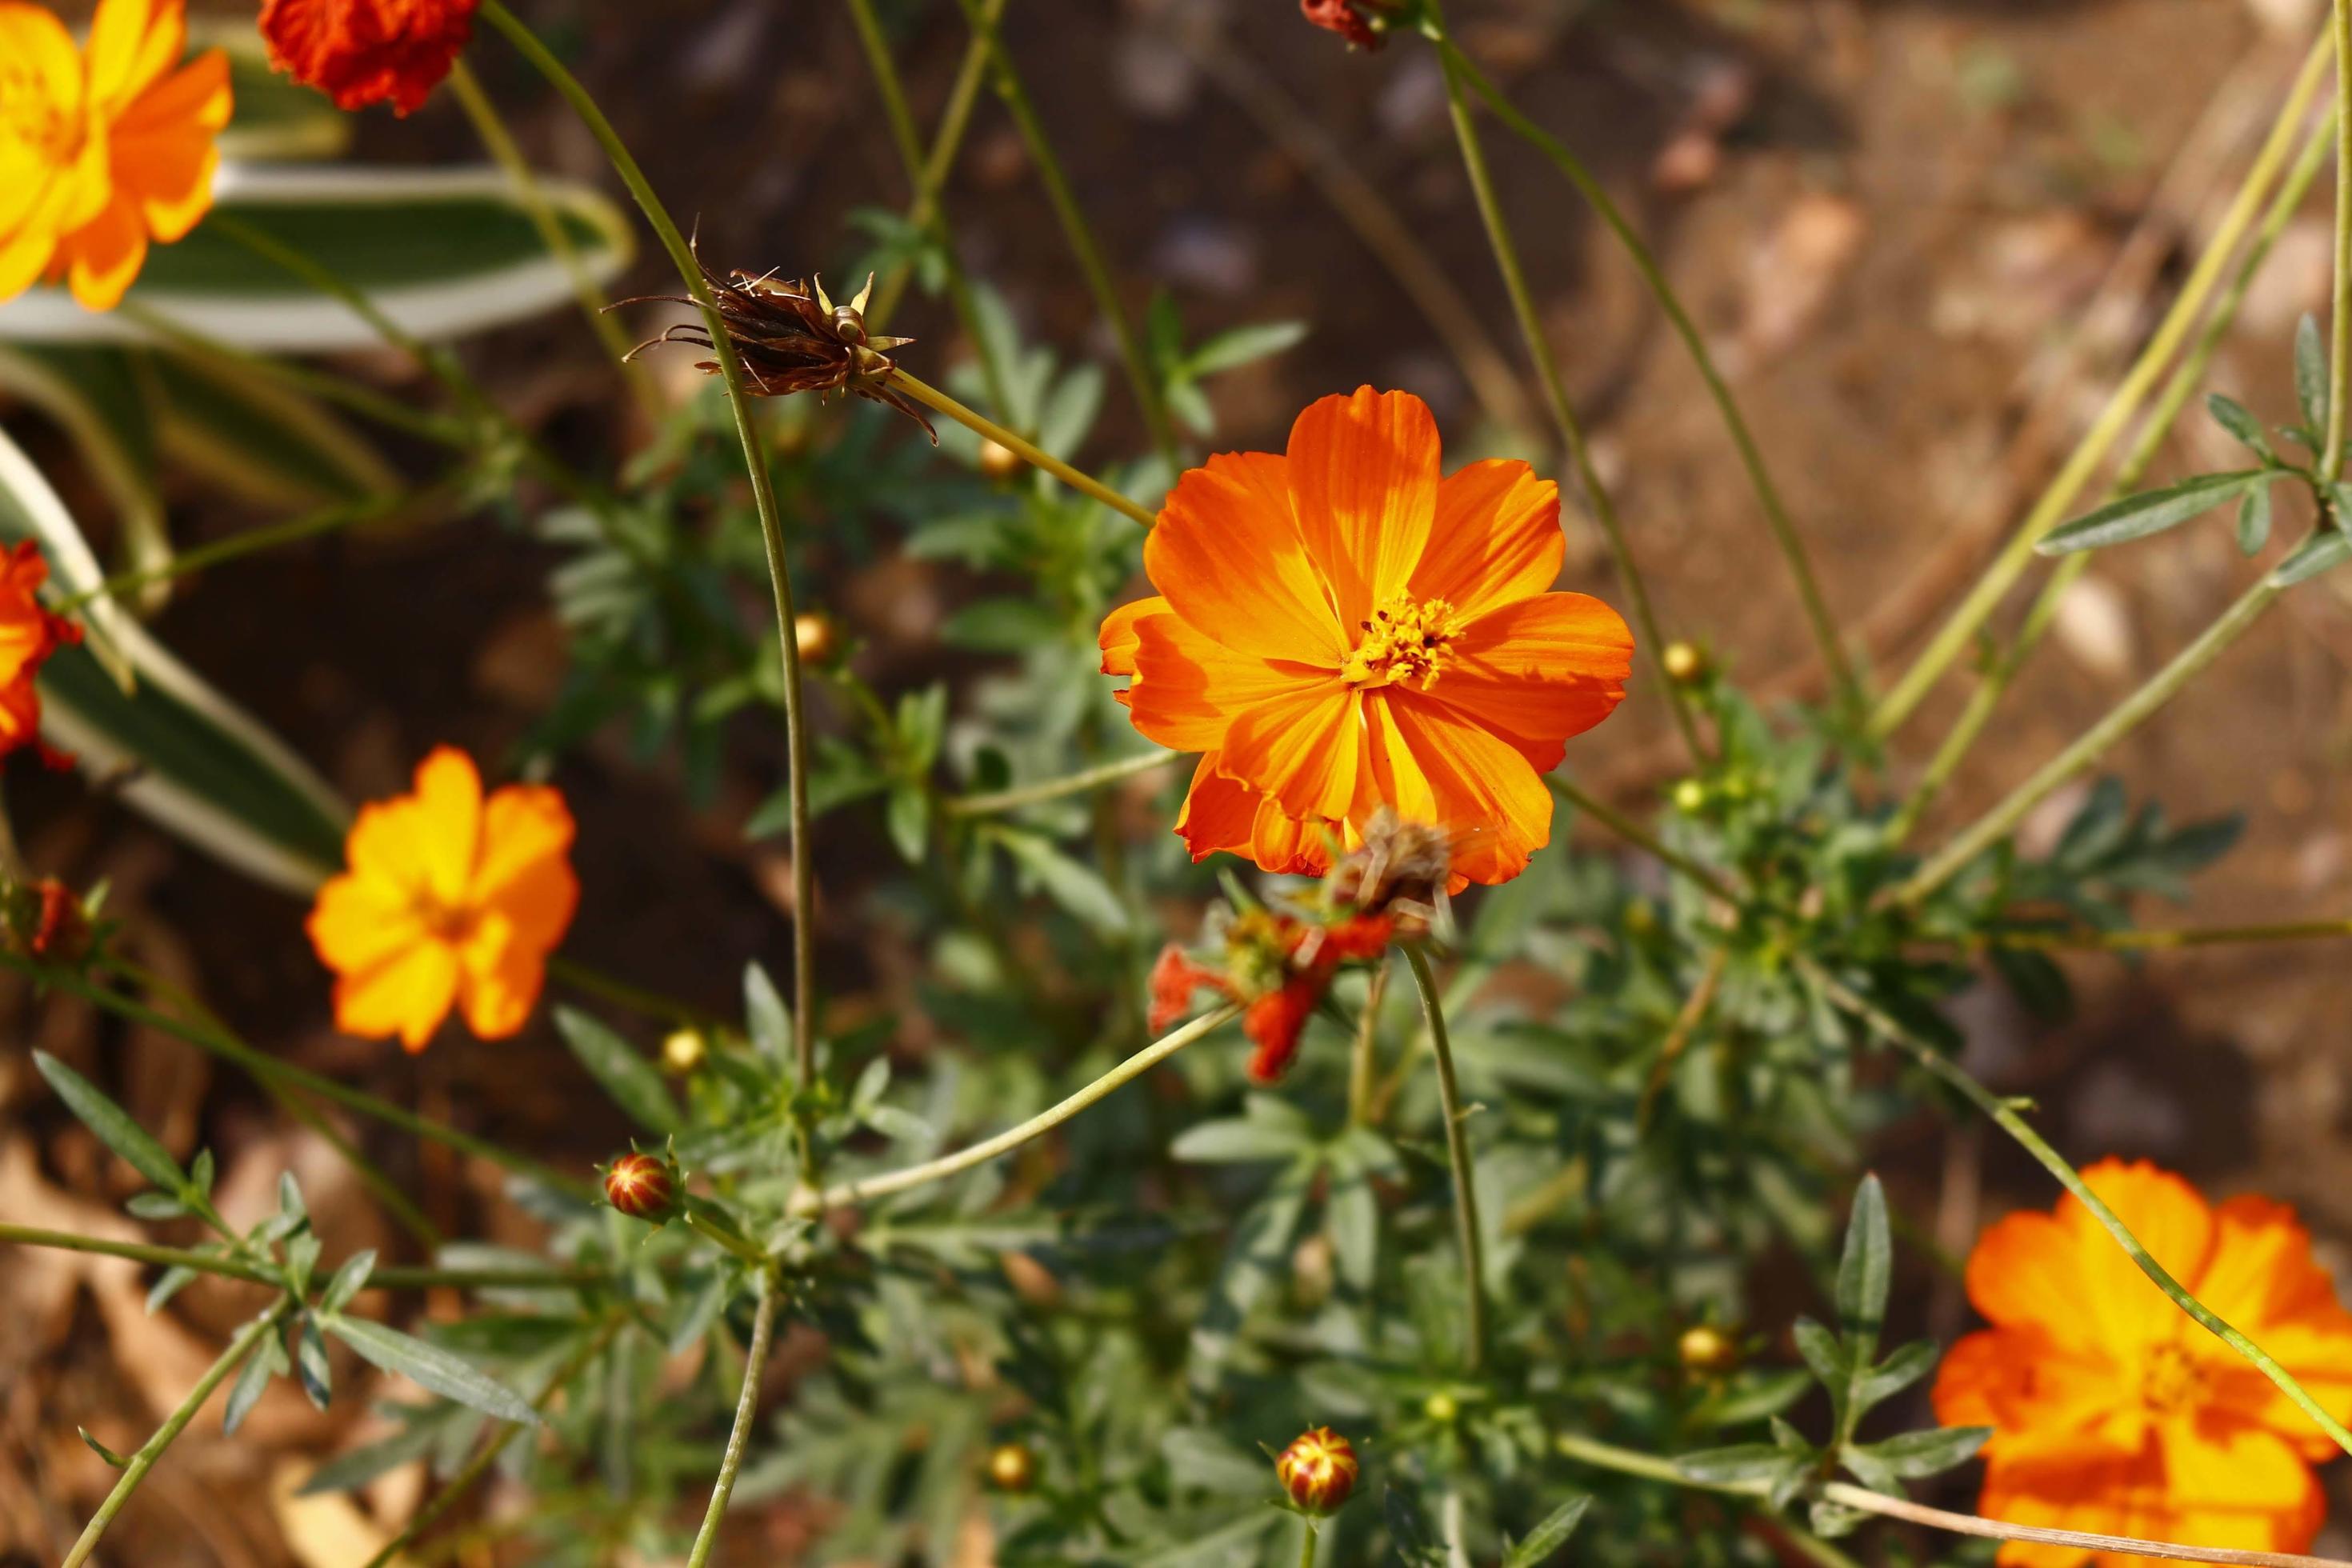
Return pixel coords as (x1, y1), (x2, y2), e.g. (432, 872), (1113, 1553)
(603, 1150), (679, 1222)
(1276, 1426), (1358, 1515)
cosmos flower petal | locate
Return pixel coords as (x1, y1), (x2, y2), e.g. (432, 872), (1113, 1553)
(1430, 591), (1633, 762)
(1129, 611), (1330, 753)
(456, 910), (542, 1040)
(1098, 594), (1170, 679)
(305, 870), (428, 974)
(1147, 450), (1345, 666)
(88, 0), (184, 111)
(408, 746), (485, 908)
(2066, 1160), (2219, 1350)
(62, 198), (149, 313)
(1371, 691), (1553, 886)
(1219, 685), (1360, 822)
(334, 938), (460, 1054)
(474, 783), (578, 941)
(1409, 458), (1564, 620)
(1285, 387), (1439, 632)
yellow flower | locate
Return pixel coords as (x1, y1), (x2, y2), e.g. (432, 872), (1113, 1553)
(306, 748), (578, 1050)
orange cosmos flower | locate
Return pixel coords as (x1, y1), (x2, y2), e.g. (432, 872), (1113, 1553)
(0, 0), (230, 310)
(0, 542), (83, 766)
(259, 0), (477, 117)
(1149, 910), (1393, 1082)
(1101, 387), (1632, 888)
(306, 747), (578, 1051)
(1932, 1159), (2352, 1567)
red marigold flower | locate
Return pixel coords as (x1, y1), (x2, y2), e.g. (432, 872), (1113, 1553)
(0, 542), (83, 766)
(1301, 0), (1389, 50)
(259, 0), (478, 117)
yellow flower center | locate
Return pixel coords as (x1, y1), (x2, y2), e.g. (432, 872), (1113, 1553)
(2142, 1342), (2206, 1414)
(0, 66), (86, 166)
(1342, 592), (1466, 690)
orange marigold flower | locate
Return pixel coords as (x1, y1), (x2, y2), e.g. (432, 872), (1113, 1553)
(259, 0), (477, 117)
(0, 542), (84, 765)
(0, 0), (230, 310)
(1931, 1158), (2352, 1567)
(1100, 388), (1633, 889)
(306, 747), (578, 1051)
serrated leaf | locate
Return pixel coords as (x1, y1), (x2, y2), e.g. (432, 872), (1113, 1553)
(318, 1250), (378, 1316)
(2298, 314), (2329, 435)
(2238, 480), (2274, 555)
(324, 1315), (540, 1425)
(1854, 1425), (1991, 1481)
(1501, 1495), (1590, 1566)
(34, 1050), (186, 1194)
(2206, 393), (2272, 458)
(554, 1006), (683, 1133)
(2269, 529), (2352, 587)
(78, 1426), (130, 1469)
(1835, 1175), (1891, 1353)
(2038, 470), (2264, 555)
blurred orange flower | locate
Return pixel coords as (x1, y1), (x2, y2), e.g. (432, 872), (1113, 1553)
(1932, 1159), (2352, 1567)
(307, 747), (578, 1051)
(1149, 910), (1392, 1082)
(0, 0), (230, 310)
(1101, 387), (1632, 887)
(260, 0), (476, 117)
(0, 542), (83, 765)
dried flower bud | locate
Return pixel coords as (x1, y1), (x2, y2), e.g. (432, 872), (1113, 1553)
(620, 263), (936, 440)
(977, 438), (1024, 482)
(1662, 640), (1709, 685)
(985, 1442), (1038, 1492)
(1276, 1426), (1358, 1515)
(793, 611), (840, 666)
(661, 1028), (708, 1074)
(1679, 1323), (1740, 1374)
(603, 1150), (679, 1222)
(1325, 807), (1454, 916)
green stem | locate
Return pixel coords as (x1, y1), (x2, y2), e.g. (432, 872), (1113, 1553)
(359, 1318), (623, 1568)
(1435, 35), (1859, 725)
(120, 302), (466, 446)
(1889, 110), (2338, 845)
(57, 487), (428, 612)
(868, 0), (1002, 332)
(1970, 917), (2352, 951)
(948, 0), (1179, 466)
(683, 1270), (778, 1568)
(683, 1206), (774, 1270)
(2331, 0), (2352, 484)
(894, 369), (1161, 526)
(34, 954), (591, 1198)
(942, 750), (1174, 815)
(802, 1003), (1242, 1211)
(1298, 1518), (1319, 1568)
(1872, 31), (2334, 736)
(1346, 959), (1390, 1127)
(1551, 1435), (1864, 1568)
(842, 0), (1012, 416)
(1543, 774), (1741, 905)
(63, 1298), (292, 1567)
(0, 1222), (602, 1293)
(1406, 945), (1486, 1374)
(446, 59), (658, 422)
(481, 0), (821, 1122)
(1802, 957), (2352, 1459)
(1894, 566), (2283, 906)
(1430, 31), (1702, 764)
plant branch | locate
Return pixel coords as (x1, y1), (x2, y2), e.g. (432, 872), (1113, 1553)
(482, 0), (821, 1122)
(1434, 34), (1859, 724)
(1968, 917), (2352, 950)
(56, 486), (435, 612)
(893, 369), (1161, 526)
(1801, 957), (2352, 1458)
(683, 1270), (778, 1568)
(1407, 945), (1486, 1374)
(947, 0), (1178, 465)
(0, 1222), (603, 1293)
(1346, 959), (1390, 1127)
(801, 1003), (1242, 1211)
(942, 750), (1175, 815)
(2331, 0), (2352, 483)
(62, 1298), (292, 1568)
(1872, 30), (2334, 735)
(868, 0), (1004, 331)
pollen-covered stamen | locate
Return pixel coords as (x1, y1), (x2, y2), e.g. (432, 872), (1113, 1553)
(1342, 591), (1468, 690)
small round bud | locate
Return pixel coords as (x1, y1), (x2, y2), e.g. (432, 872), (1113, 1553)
(793, 612), (839, 666)
(603, 1150), (679, 1222)
(1670, 778), (1708, 814)
(1422, 1390), (1460, 1424)
(985, 1442), (1038, 1493)
(1679, 1323), (1740, 1374)
(661, 1027), (708, 1074)
(1275, 1426), (1358, 1516)
(1662, 640), (1709, 685)
(977, 438), (1024, 482)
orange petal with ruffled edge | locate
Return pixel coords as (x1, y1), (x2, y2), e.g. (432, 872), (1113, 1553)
(473, 782), (578, 954)
(1285, 387), (1439, 632)
(1363, 690), (1551, 886)
(114, 49), (231, 242)
(1432, 592), (1632, 770)
(1409, 458), (1563, 621)
(1146, 450), (1345, 667)
(1219, 684), (1360, 823)
(1129, 611), (1330, 754)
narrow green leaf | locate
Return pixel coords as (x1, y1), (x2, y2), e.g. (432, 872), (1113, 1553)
(324, 1315), (541, 1425)
(1168, 1117), (1314, 1164)
(34, 1050), (186, 1194)
(2206, 393), (2272, 458)
(554, 1006), (683, 1133)
(318, 1250), (378, 1316)
(1834, 1174), (1891, 1352)
(126, 1192), (190, 1221)
(223, 1334), (278, 1434)
(1791, 1317), (1848, 1408)
(1674, 1443), (1799, 1484)
(146, 1265), (198, 1315)
(2268, 529), (2352, 587)
(297, 1418), (451, 1494)
(78, 1426), (130, 1469)
(2037, 471), (2264, 555)
(294, 1314), (332, 1410)
(1185, 320), (1310, 378)
(998, 829), (1131, 935)
(2235, 482), (2274, 557)
(885, 783), (930, 865)
(2297, 314), (2329, 436)
(1501, 1495), (1591, 1566)
(742, 963), (790, 1063)
(1854, 1338), (1940, 1414)
(1850, 1425), (1991, 1482)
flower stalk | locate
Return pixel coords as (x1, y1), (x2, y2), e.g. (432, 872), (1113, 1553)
(942, 750), (1175, 816)
(892, 369), (1162, 527)
(683, 1269), (779, 1568)
(1407, 944), (1486, 1373)
(0, 1222), (602, 1293)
